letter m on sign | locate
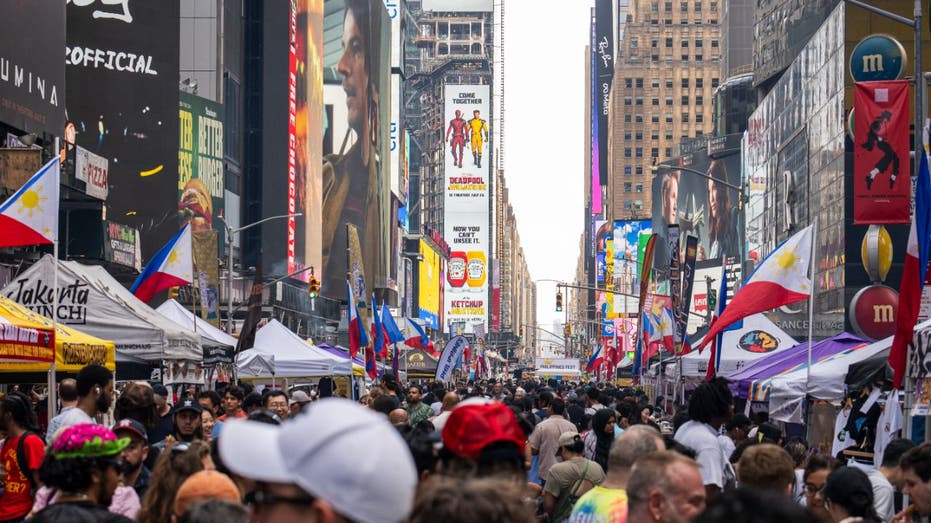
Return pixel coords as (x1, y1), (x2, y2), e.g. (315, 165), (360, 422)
(862, 54), (884, 73)
(873, 304), (894, 323)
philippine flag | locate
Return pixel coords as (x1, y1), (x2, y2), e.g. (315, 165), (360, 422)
(130, 224), (193, 302)
(347, 281), (369, 359)
(0, 158), (59, 248)
(405, 318), (438, 356)
(371, 294), (387, 358)
(697, 224), (814, 352)
(586, 345), (604, 375)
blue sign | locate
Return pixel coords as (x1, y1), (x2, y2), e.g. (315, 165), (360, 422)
(849, 34), (906, 82)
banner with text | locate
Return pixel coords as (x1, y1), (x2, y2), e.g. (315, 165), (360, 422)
(443, 84), (490, 334)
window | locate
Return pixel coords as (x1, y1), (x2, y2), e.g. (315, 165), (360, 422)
(652, 78), (660, 88)
(665, 79), (673, 88)
(665, 1), (672, 11)
(665, 96), (673, 106)
(625, 79), (633, 88)
(651, 39), (659, 48)
(624, 182), (632, 192)
(634, 200), (643, 210)
(651, 113), (659, 123)
(710, 1), (717, 11)
(696, 78), (704, 88)
(681, 54), (689, 60)
(709, 18), (717, 24)
(712, 77), (720, 88)
(680, 1), (688, 12)
(695, 54), (703, 61)
(711, 39), (719, 48)
(624, 132), (632, 140)
(631, 38), (639, 48)
(635, 147), (643, 157)
(665, 54), (673, 61)
(665, 131), (673, 140)
(696, 113), (704, 123)
(635, 96), (643, 105)
(624, 148), (632, 158)
(651, 147), (659, 158)
(681, 96), (689, 105)
(712, 54), (721, 61)
(636, 166), (644, 175)
(652, 97), (659, 106)
(652, 2), (658, 11)
(695, 39), (703, 48)
(651, 131), (659, 140)
(665, 37), (673, 47)
(682, 112), (690, 123)
(625, 114), (632, 123)
(624, 96), (632, 106)
(636, 183), (644, 192)
(665, 114), (673, 123)
(680, 18), (689, 24)
(696, 95), (703, 105)
(624, 165), (632, 175)
(651, 19), (659, 25)
(636, 114), (644, 123)
(695, 2), (702, 11)
(635, 131), (643, 140)
(665, 18), (673, 25)
(636, 78), (644, 88)
(624, 200), (632, 210)
(696, 130), (704, 136)
(652, 54), (659, 61)
(694, 19), (702, 25)
(681, 39), (689, 48)
(666, 148), (673, 157)
(681, 78), (690, 88)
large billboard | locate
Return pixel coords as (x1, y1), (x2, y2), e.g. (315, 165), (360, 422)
(66, 0), (180, 260)
(321, 0), (391, 301)
(418, 239), (441, 329)
(612, 220), (651, 313)
(443, 84), (490, 334)
(178, 92), (224, 235)
(594, 0), (613, 187)
(0, 1), (65, 137)
(651, 135), (744, 285)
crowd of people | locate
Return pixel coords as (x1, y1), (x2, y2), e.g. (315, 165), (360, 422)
(1, 367), (931, 523)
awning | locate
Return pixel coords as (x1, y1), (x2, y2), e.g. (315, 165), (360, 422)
(156, 299), (234, 364)
(236, 320), (351, 378)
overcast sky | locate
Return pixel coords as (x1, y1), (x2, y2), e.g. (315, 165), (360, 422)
(503, 1), (590, 330)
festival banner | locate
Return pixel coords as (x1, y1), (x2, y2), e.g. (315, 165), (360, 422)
(668, 224), (681, 339)
(192, 231), (220, 326)
(854, 80), (910, 224)
(435, 335), (468, 382)
(677, 235), (698, 350)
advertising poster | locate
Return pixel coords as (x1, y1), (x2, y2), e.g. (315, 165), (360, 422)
(589, 15), (603, 214)
(75, 146), (109, 200)
(178, 92), (224, 236)
(301, 0), (325, 280)
(677, 235), (699, 348)
(853, 80), (910, 224)
(348, 224), (367, 310)
(443, 84), (490, 334)
(0, 1), (65, 137)
(613, 220), (651, 314)
(418, 239), (440, 330)
(322, 0), (390, 299)
(192, 230), (220, 326)
(651, 135), (744, 283)
(66, 0), (180, 260)
(594, 0), (613, 186)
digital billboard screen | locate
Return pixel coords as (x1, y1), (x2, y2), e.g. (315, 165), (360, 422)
(418, 239), (440, 329)
(65, 0), (180, 260)
(443, 84), (490, 334)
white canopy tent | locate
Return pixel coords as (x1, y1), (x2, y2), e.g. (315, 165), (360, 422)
(236, 319), (352, 378)
(156, 299), (235, 364)
(755, 336), (894, 423)
(2, 255), (201, 362)
(675, 314), (798, 378)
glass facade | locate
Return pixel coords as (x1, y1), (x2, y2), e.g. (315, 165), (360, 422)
(742, 4), (846, 338)
(713, 73), (755, 136)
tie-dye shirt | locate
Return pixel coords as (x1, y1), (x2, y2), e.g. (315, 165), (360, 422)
(567, 486), (628, 523)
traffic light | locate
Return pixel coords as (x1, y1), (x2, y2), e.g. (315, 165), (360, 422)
(519, 326), (524, 338)
(555, 291), (563, 312)
(307, 277), (320, 299)
(168, 287), (180, 300)
(564, 323), (571, 336)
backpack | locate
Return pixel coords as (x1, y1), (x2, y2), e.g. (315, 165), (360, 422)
(16, 431), (40, 497)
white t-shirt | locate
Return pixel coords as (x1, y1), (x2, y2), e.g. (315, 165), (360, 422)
(46, 407), (95, 443)
(675, 420), (732, 488)
(717, 434), (736, 462)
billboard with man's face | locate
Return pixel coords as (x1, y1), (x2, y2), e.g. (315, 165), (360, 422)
(650, 135), (743, 285)
(321, 0), (391, 302)
(65, 0), (180, 260)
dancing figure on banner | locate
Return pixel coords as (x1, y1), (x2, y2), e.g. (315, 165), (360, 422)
(446, 110), (467, 168)
(862, 110), (900, 190)
(468, 110), (489, 168)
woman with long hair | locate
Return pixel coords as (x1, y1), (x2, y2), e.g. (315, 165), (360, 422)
(201, 409), (217, 442)
(821, 466), (882, 523)
(137, 441), (211, 523)
(706, 159), (737, 260)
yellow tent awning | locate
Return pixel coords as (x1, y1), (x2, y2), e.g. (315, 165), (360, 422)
(0, 295), (115, 372)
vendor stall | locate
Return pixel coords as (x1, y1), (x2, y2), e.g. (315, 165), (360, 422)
(676, 314), (798, 378)
(156, 299), (235, 384)
(2, 255), (201, 363)
(236, 320), (352, 378)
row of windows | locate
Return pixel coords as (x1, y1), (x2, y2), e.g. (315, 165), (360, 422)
(623, 147), (674, 158)
(629, 53), (720, 62)
(623, 128), (700, 142)
(622, 182), (645, 193)
(623, 95), (705, 106)
(652, 1), (718, 12)
(631, 38), (719, 48)
(623, 200), (645, 211)
(643, 18), (718, 26)
(624, 77), (719, 89)
(622, 112), (707, 124)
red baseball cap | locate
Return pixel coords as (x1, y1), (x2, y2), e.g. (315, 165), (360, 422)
(441, 399), (526, 460)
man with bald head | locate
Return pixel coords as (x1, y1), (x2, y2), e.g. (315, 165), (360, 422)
(627, 452), (706, 523)
(390, 408), (410, 427)
(429, 392), (460, 432)
(569, 425), (666, 523)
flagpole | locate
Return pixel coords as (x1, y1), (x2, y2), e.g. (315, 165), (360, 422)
(48, 240), (59, 418)
(806, 219), (818, 391)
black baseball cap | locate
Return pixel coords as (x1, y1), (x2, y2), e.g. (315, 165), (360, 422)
(112, 418), (148, 443)
(174, 399), (203, 415)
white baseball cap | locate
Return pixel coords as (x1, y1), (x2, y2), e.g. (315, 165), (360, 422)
(219, 398), (417, 523)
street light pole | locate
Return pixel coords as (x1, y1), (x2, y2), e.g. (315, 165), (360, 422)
(217, 213), (303, 334)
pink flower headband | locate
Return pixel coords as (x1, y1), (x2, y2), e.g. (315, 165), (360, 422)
(52, 423), (130, 460)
